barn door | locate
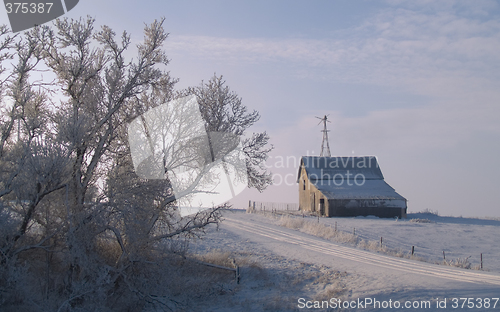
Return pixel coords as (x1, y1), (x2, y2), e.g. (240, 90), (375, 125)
(319, 198), (325, 216)
(310, 193), (315, 212)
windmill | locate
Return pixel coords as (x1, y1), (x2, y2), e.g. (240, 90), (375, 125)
(316, 115), (331, 157)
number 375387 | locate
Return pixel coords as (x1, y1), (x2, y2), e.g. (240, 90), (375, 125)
(5, 3), (53, 14)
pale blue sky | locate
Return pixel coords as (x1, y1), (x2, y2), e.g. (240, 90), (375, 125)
(2, 0), (499, 217)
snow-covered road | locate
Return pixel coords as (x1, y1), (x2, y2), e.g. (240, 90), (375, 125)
(214, 211), (500, 310)
(224, 216), (500, 286)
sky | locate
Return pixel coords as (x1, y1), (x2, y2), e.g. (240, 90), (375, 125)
(1, 0), (499, 217)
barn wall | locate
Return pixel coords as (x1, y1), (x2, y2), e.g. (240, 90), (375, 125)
(298, 167), (330, 216)
(298, 166), (308, 211)
(328, 199), (407, 218)
(343, 199), (406, 209)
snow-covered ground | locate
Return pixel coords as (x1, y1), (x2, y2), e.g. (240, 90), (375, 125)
(299, 211), (500, 272)
(188, 210), (500, 311)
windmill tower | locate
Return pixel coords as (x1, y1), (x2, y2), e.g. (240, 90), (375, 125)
(316, 115), (331, 157)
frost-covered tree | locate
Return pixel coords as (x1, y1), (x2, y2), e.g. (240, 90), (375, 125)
(0, 17), (272, 311)
(187, 75), (273, 192)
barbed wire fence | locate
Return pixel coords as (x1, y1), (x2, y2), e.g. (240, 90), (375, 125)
(246, 203), (487, 270)
(247, 201), (299, 212)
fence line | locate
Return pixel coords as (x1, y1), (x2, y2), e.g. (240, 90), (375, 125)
(245, 206), (487, 270)
(283, 214), (486, 270)
(248, 200), (299, 212)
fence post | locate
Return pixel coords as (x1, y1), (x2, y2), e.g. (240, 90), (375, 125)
(481, 253), (483, 270)
(353, 228), (355, 235)
(232, 259), (240, 284)
(236, 265), (240, 284)
(411, 246), (414, 256)
(380, 237), (383, 247)
(443, 250), (445, 260)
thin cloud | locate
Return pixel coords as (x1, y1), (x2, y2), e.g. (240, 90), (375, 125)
(167, 4), (500, 94)
(166, 0), (500, 151)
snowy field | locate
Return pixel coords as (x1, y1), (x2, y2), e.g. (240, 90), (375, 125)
(301, 211), (500, 272)
(188, 210), (500, 311)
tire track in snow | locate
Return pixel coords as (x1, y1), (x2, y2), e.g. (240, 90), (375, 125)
(223, 217), (500, 286)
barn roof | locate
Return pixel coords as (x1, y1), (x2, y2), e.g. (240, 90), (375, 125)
(298, 156), (406, 201)
(314, 179), (405, 200)
(297, 156), (384, 181)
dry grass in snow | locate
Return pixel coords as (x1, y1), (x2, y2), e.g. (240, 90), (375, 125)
(262, 214), (468, 266)
(185, 248), (349, 312)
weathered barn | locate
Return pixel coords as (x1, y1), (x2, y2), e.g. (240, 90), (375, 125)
(297, 156), (407, 218)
